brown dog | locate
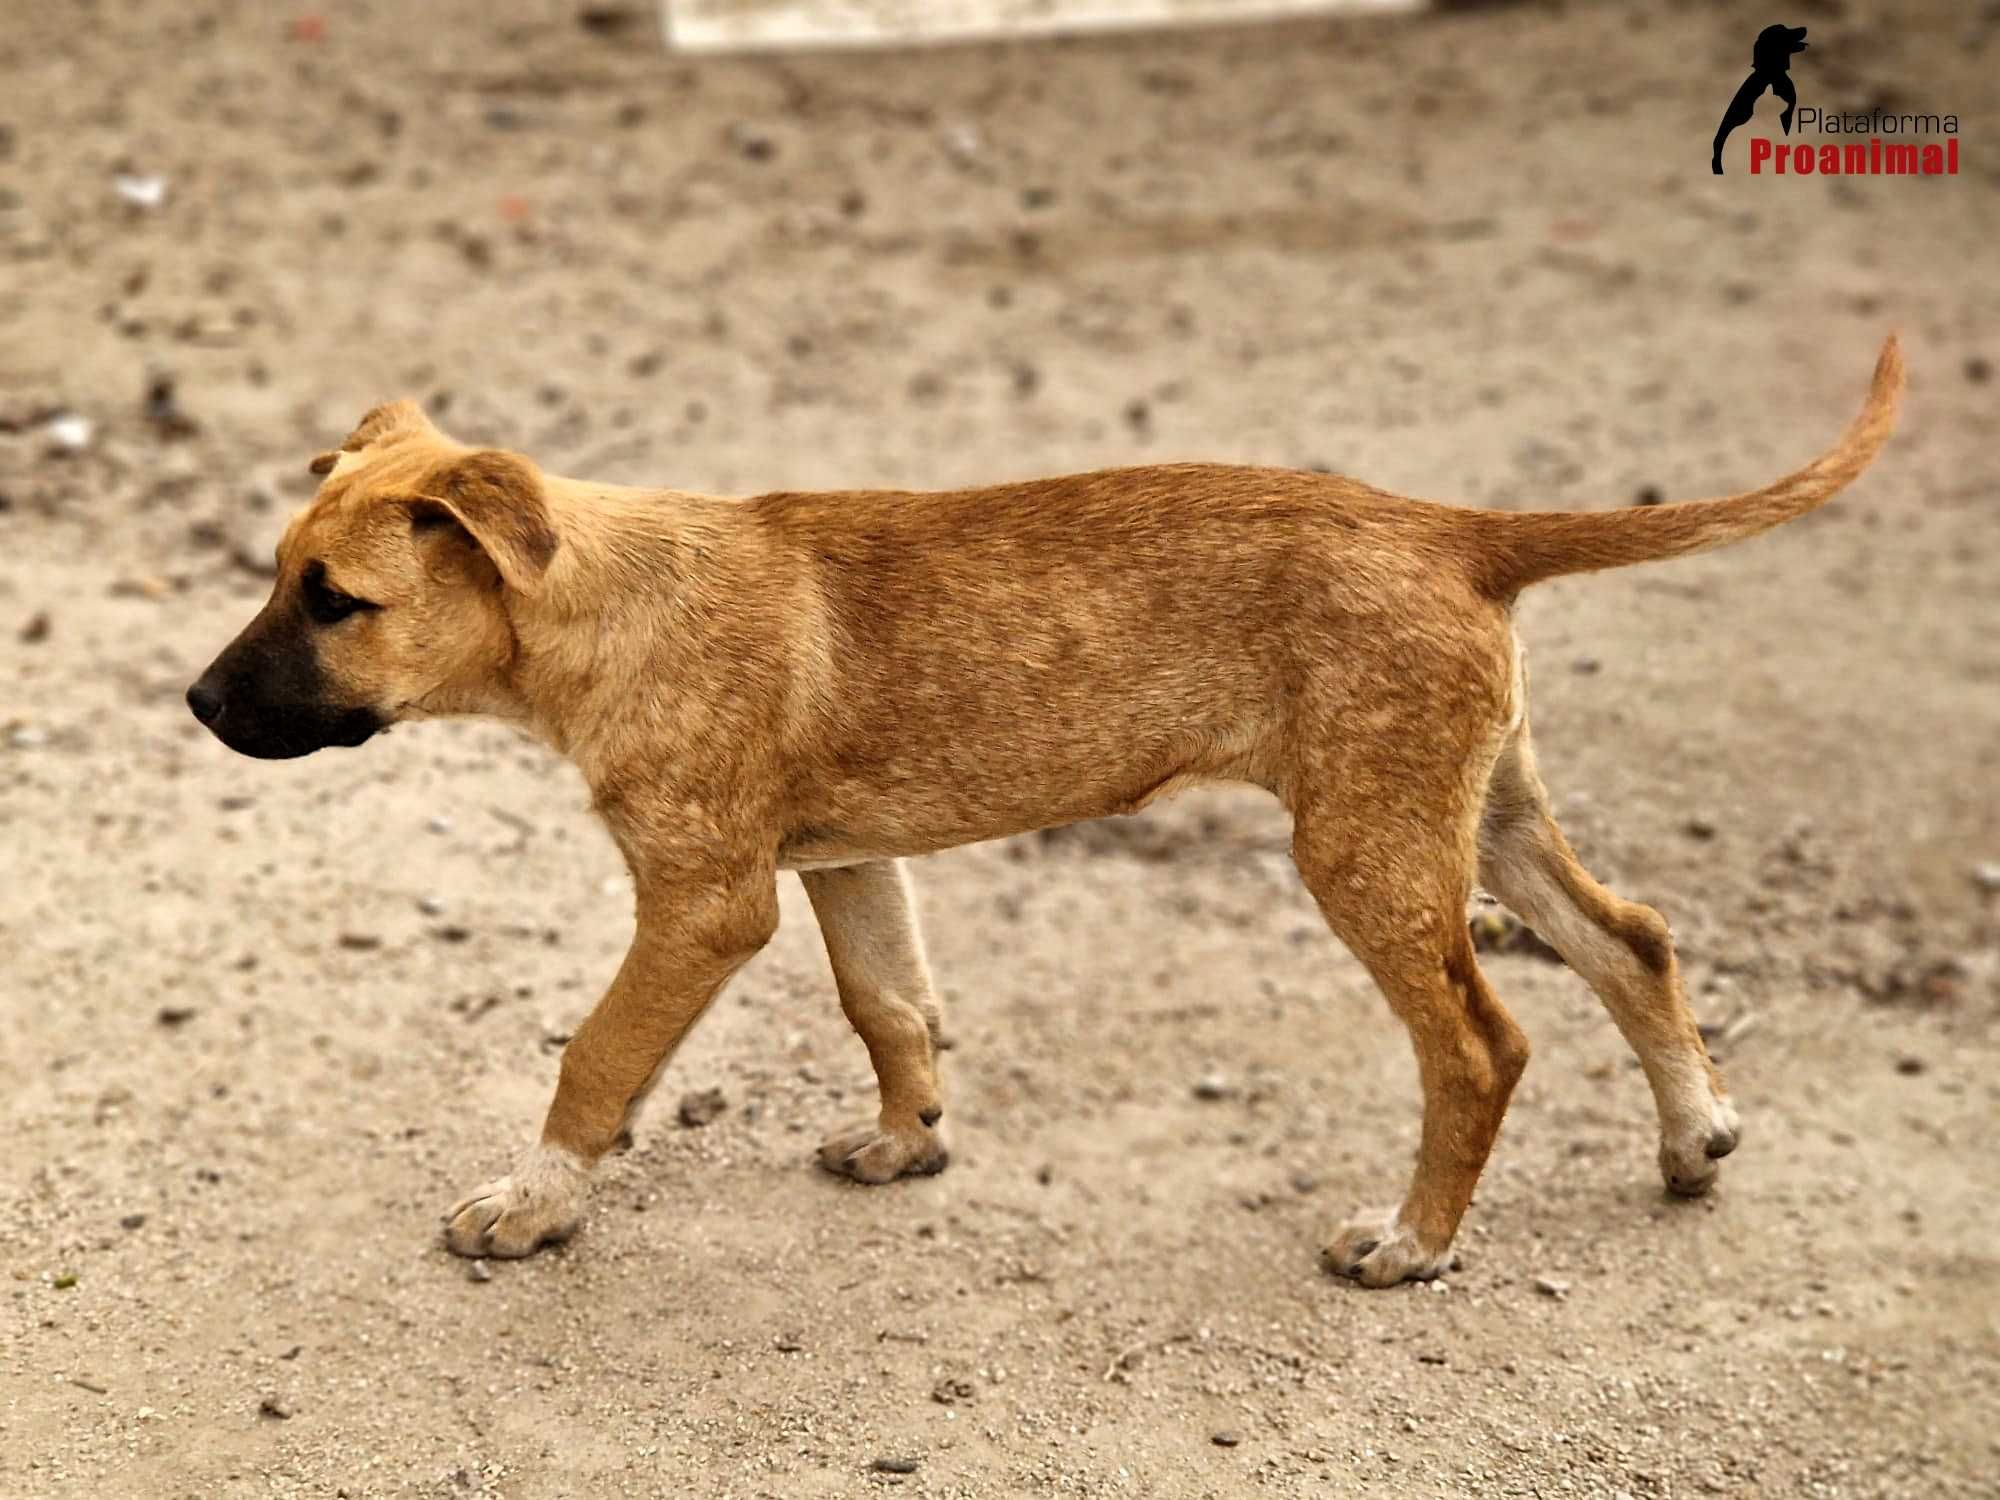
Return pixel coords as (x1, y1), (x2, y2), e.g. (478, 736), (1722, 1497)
(187, 338), (1902, 1286)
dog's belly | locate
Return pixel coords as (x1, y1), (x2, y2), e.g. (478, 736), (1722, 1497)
(775, 739), (1259, 872)
(776, 829), (898, 871)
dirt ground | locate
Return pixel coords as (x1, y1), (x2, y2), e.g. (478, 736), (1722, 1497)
(3, 1), (1998, 1495)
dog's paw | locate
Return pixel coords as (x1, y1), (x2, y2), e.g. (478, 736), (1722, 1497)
(1321, 1209), (1454, 1288)
(443, 1145), (589, 1258)
(1659, 1094), (1741, 1198)
(816, 1117), (948, 1184)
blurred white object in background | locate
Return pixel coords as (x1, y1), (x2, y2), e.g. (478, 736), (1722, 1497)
(663, 0), (1425, 52)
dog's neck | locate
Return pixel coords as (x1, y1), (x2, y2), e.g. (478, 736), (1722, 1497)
(500, 480), (804, 791)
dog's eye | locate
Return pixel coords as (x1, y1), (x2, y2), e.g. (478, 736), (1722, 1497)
(302, 563), (377, 626)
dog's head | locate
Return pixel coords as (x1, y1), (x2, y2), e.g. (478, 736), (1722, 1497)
(187, 402), (559, 759)
(1752, 24), (1808, 70)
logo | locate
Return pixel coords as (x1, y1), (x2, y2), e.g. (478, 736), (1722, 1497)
(1710, 22), (1961, 177)
(1712, 24), (1808, 174)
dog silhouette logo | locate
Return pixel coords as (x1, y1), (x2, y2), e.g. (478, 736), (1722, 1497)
(1713, 24), (1809, 173)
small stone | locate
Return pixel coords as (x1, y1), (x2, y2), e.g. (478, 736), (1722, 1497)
(1965, 356), (1992, 385)
(45, 413), (93, 451)
(7, 725), (47, 749)
(52, 1273), (78, 1290)
(1533, 1275), (1570, 1299)
(870, 1456), (921, 1475)
(119, 1213), (146, 1230)
(773, 1334), (803, 1352)
(337, 932), (382, 951)
(257, 1396), (292, 1420)
(577, 5), (640, 36)
(930, 1376), (975, 1405)
(1683, 816), (1717, 841)
(156, 1006), (197, 1027)
(1211, 1431), (1241, 1448)
(1633, 484), (1665, 506)
(1192, 1072), (1235, 1100)
(19, 612), (50, 644)
(727, 123), (775, 161)
(1971, 862), (2000, 894)
(417, 895), (446, 916)
(677, 1087), (728, 1127)
(466, 1260), (492, 1283)
(113, 172), (167, 209)
(1893, 1055), (1927, 1076)
(427, 815), (453, 835)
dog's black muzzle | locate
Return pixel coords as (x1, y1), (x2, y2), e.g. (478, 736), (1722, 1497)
(186, 628), (382, 760)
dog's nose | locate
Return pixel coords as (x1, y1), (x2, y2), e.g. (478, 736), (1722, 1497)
(186, 680), (223, 725)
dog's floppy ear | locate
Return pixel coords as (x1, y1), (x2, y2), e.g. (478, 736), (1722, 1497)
(309, 400), (438, 476)
(407, 450), (559, 596)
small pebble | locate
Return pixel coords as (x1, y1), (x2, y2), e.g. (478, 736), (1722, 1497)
(466, 1260), (492, 1283)
(1192, 1072), (1235, 1100)
(45, 413), (93, 451)
(1211, 1431), (1241, 1448)
(1971, 862), (2000, 894)
(1533, 1276), (1570, 1299)
(677, 1087), (728, 1127)
(112, 173), (166, 210)
(1893, 1056), (1927, 1076)
(727, 123), (775, 161)
(870, 1456), (921, 1474)
(257, 1396), (292, 1420)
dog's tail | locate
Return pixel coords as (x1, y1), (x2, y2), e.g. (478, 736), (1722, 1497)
(1468, 336), (1904, 600)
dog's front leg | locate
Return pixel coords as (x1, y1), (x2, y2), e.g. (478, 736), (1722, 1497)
(443, 869), (779, 1258)
(802, 861), (948, 1183)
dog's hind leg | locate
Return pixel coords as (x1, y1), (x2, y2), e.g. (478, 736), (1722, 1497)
(803, 860), (949, 1183)
(1290, 771), (1531, 1287)
(1476, 719), (1740, 1196)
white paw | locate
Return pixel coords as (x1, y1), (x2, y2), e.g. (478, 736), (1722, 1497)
(1659, 1093), (1741, 1198)
(1322, 1208), (1455, 1288)
(816, 1117), (948, 1184)
(443, 1145), (589, 1258)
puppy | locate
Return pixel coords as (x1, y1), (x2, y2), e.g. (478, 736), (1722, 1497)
(188, 339), (1902, 1286)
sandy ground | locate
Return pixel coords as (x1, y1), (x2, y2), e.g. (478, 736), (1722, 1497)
(3, 1), (1999, 1495)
